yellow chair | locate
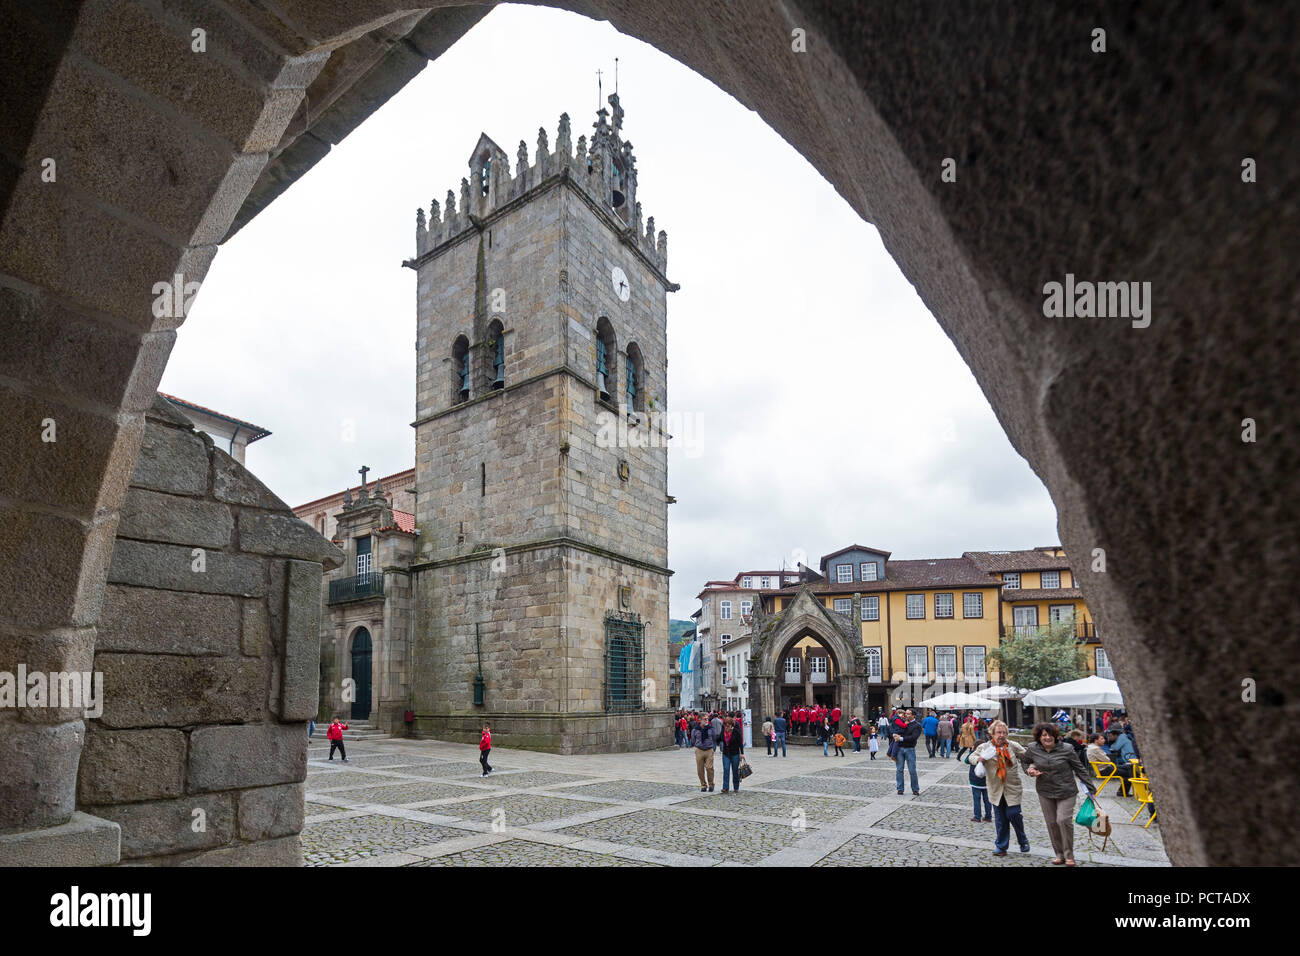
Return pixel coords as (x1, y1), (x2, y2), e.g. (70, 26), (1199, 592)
(1090, 760), (1120, 795)
(1129, 776), (1157, 828)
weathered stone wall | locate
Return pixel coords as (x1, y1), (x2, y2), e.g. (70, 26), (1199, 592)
(411, 544), (671, 752)
(76, 397), (341, 864)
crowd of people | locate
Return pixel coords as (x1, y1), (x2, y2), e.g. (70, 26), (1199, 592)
(674, 709), (750, 792)
(671, 703), (1146, 865)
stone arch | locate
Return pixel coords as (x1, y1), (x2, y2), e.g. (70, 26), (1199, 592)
(0, 0), (1290, 866)
(754, 590), (867, 727)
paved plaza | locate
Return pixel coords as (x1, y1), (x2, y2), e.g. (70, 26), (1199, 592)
(303, 737), (1169, 867)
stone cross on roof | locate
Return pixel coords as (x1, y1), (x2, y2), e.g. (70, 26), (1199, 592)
(358, 465), (370, 492)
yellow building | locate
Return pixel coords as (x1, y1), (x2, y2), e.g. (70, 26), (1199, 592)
(763, 545), (1003, 715)
(702, 544), (1109, 721)
(964, 548), (1111, 680)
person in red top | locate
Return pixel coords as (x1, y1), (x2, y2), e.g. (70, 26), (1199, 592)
(850, 714), (863, 753)
(797, 706), (807, 735)
(831, 705), (842, 734)
(326, 718), (350, 762)
(479, 722), (493, 776)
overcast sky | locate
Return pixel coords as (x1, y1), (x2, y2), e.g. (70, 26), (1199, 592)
(160, 4), (1060, 622)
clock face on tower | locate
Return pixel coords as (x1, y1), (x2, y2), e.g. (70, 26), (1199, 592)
(611, 266), (630, 303)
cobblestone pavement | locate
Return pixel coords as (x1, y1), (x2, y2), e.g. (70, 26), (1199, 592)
(301, 814), (471, 866)
(814, 832), (1121, 868)
(301, 738), (1169, 867)
(410, 840), (659, 867)
(557, 807), (811, 865)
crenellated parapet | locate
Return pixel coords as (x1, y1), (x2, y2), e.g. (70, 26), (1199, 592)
(414, 97), (669, 274)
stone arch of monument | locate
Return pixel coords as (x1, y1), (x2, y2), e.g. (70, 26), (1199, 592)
(0, 1), (1292, 866)
(752, 588), (865, 724)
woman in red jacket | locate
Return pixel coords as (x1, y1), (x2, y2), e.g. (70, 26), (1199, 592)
(479, 723), (493, 776)
(326, 718), (349, 762)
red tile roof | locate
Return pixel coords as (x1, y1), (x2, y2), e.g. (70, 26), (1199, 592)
(293, 468), (417, 512)
(774, 557), (998, 595)
(159, 392), (271, 441)
(391, 510), (415, 533)
(1002, 588), (1083, 601)
(965, 549), (1072, 573)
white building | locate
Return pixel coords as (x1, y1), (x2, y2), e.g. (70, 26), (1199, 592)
(160, 392), (270, 465)
(722, 631), (752, 712)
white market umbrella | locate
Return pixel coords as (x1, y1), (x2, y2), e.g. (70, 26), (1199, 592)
(1021, 675), (1124, 708)
(917, 691), (1001, 713)
(977, 684), (1033, 700)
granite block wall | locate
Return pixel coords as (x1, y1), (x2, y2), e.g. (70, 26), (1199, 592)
(76, 397), (341, 864)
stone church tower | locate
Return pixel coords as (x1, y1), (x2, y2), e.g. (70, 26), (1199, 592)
(405, 95), (677, 753)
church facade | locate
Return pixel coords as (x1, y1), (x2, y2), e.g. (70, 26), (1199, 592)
(303, 97), (676, 753)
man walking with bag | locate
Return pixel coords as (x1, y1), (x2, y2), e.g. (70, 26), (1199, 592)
(692, 714), (717, 791)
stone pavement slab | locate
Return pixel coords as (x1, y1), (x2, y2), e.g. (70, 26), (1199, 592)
(296, 737), (1169, 867)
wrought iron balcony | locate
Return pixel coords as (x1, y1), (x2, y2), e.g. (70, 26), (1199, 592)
(1001, 621), (1098, 642)
(328, 572), (384, 604)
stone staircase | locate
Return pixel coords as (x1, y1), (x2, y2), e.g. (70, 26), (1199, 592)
(312, 720), (389, 743)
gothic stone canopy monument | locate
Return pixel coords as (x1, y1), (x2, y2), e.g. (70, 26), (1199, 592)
(403, 96), (676, 753)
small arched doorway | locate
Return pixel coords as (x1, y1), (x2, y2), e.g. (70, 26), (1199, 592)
(350, 628), (372, 720)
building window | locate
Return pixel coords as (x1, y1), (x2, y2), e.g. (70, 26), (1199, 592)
(604, 612), (645, 713)
(935, 646), (957, 679)
(906, 646), (927, 680)
(834, 598), (852, 616)
(1002, 572), (1020, 589)
(864, 647), (882, 681)
(963, 592), (983, 618)
(625, 342), (644, 411)
(452, 334), (471, 403)
(906, 594), (925, 619)
(720, 633), (732, 646)
(837, 564), (853, 583)
(740, 600), (752, 617)
(742, 576), (752, 588)
(721, 663), (728, 684)
(784, 656), (801, 680)
(860, 562), (878, 581)
(487, 319), (505, 390)
(861, 596), (880, 621)
(720, 601), (732, 620)
(1095, 648), (1114, 680)
(1049, 604), (1075, 624)
(964, 646), (986, 681)
(1012, 605), (1039, 637)
(810, 656), (828, 676)
(1041, 570), (1060, 589)
(595, 318), (617, 401)
(356, 535), (372, 580)
(761, 576), (771, 589)
(935, 592), (955, 619)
